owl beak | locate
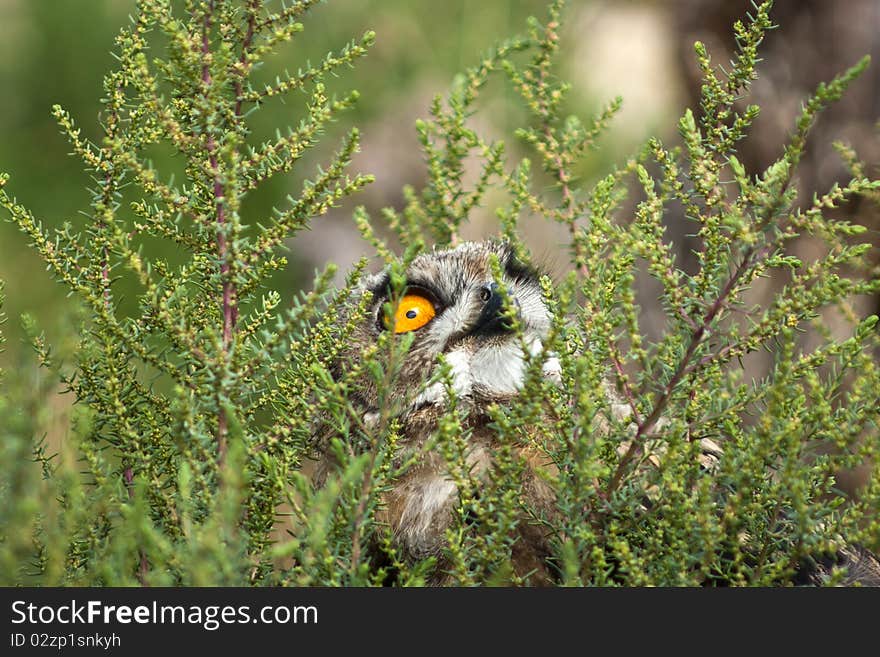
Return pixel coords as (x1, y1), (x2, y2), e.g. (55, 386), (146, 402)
(471, 283), (520, 336)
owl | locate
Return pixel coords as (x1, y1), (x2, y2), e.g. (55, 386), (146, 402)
(311, 239), (880, 586)
(313, 240), (560, 584)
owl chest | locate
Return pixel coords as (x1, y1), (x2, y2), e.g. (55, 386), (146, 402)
(410, 343), (528, 411)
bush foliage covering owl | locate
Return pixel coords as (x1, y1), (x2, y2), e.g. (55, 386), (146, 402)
(313, 241), (560, 583)
(311, 240), (880, 586)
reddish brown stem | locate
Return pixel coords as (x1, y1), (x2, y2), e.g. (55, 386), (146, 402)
(202, 2), (235, 463)
(234, 2), (259, 120)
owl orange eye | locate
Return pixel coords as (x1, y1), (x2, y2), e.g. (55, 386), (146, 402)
(392, 293), (436, 333)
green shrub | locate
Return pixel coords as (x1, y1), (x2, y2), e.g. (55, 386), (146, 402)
(1, 0), (877, 586)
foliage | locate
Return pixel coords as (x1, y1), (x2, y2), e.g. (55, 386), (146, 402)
(1, 0), (878, 586)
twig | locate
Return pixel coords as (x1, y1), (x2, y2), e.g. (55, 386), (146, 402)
(606, 244), (760, 495)
(124, 467), (150, 586)
(202, 1), (236, 464)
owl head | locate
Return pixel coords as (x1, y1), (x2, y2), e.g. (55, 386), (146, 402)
(335, 240), (557, 413)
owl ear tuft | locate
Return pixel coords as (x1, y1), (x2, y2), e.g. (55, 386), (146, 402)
(502, 246), (538, 284)
(364, 271), (391, 300)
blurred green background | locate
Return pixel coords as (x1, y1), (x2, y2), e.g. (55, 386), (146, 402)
(1, 0), (877, 372)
